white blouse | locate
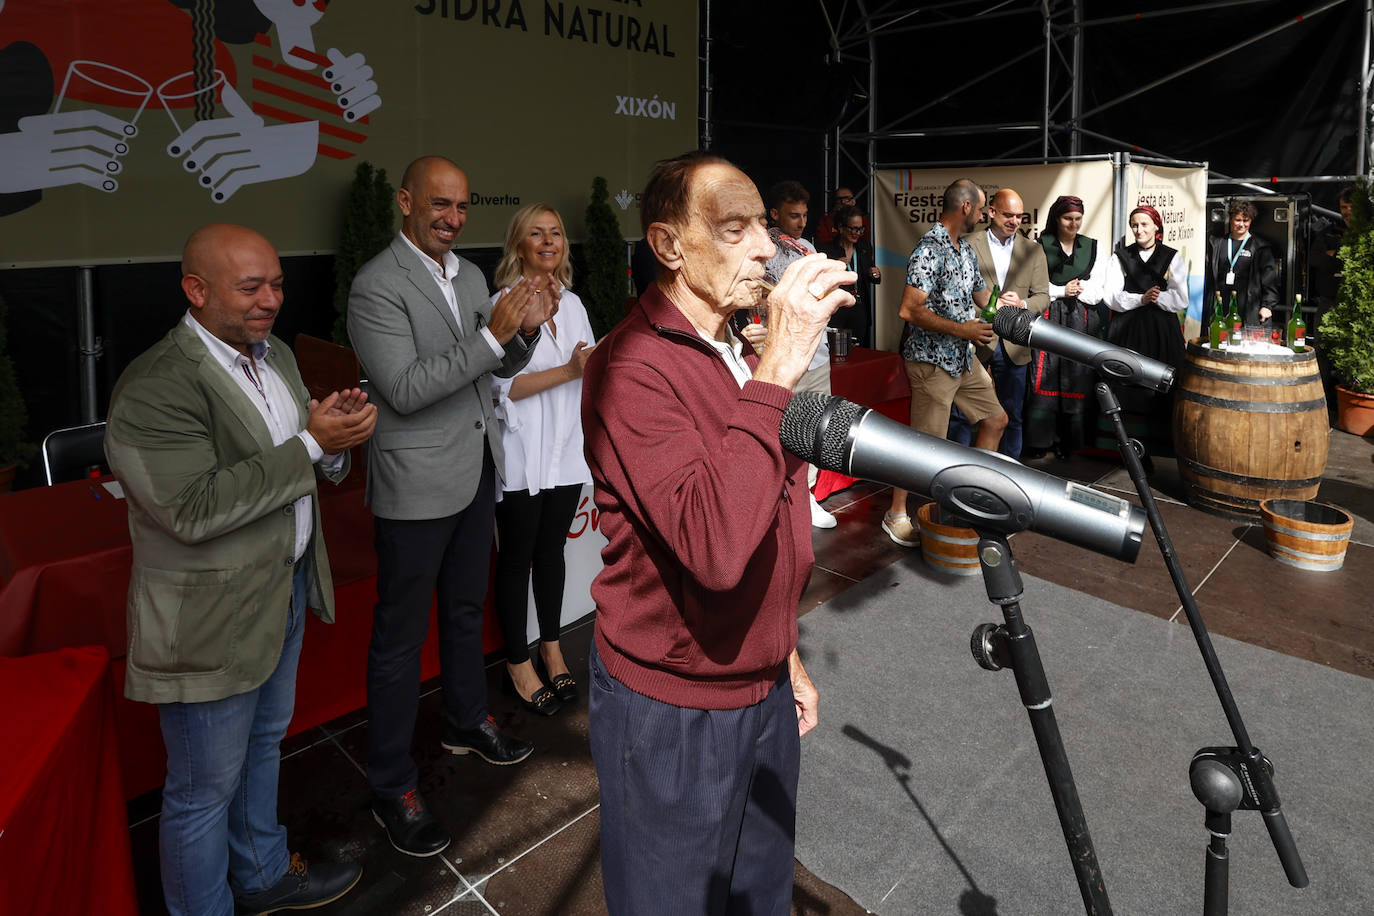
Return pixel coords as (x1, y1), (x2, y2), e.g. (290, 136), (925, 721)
(489, 287), (595, 496)
(1104, 246), (1189, 314)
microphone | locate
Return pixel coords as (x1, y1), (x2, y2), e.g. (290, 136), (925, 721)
(992, 307), (1175, 392)
(780, 393), (1146, 562)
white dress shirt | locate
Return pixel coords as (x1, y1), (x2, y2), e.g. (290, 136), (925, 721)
(986, 228), (1015, 289)
(489, 289), (595, 496)
(399, 232), (505, 359)
(183, 312), (343, 561)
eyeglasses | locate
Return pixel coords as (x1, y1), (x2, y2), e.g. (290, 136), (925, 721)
(843, 224), (864, 233)
(836, 194), (856, 202)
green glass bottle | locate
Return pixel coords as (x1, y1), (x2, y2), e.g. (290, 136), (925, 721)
(1226, 292), (1243, 348)
(1209, 293), (1226, 350)
(981, 283), (1000, 322)
(1289, 295), (1306, 352)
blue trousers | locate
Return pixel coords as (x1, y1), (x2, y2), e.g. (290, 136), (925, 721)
(948, 341), (1027, 458)
(157, 561), (307, 916)
(589, 643), (800, 916)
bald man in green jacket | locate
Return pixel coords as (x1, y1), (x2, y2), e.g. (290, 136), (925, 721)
(105, 223), (375, 916)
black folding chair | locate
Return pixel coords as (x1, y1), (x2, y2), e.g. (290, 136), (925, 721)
(41, 421), (109, 485)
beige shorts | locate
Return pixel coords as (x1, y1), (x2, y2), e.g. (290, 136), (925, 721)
(905, 358), (1002, 437)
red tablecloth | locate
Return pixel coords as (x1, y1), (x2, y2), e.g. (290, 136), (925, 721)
(0, 476), (497, 800)
(0, 646), (138, 916)
(814, 347), (911, 500)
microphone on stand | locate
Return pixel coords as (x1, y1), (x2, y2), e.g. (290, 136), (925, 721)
(780, 392), (1146, 562)
(992, 306), (1176, 392)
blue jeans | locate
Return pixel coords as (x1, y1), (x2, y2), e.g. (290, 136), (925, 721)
(948, 341), (1028, 458)
(157, 562), (307, 916)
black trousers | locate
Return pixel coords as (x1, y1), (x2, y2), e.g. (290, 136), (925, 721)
(493, 483), (583, 664)
(589, 643), (799, 916)
(365, 453), (496, 799)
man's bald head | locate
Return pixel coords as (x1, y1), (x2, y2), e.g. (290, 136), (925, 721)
(398, 156), (470, 264)
(180, 223), (284, 357)
(181, 223), (276, 281)
(988, 188), (1026, 242)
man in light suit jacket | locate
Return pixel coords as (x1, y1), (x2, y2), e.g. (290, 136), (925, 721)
(105, 223), (376, 916)
(954, 187), (1050, 458)
(347, 155), (552, 858)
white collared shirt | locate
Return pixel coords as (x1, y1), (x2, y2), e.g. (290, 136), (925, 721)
(183, 312), (343, 561)
(698, 326), (753, 388)
(986, 228), (1015, 289)
(398, 232), (505, 359)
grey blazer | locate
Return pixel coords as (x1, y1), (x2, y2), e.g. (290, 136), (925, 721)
(347, 235), (534, 520)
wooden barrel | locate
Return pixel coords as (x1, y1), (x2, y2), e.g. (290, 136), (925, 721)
(915, 503), (980, 576)
(1259, 498), (1353, 572)
(1172, 343), (1329, 520)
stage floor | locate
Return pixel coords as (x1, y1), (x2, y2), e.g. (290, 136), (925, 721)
(124, 429), (1374, 915)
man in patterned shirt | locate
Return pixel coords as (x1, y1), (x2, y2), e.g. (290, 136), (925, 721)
(881, 178), (1009, 548)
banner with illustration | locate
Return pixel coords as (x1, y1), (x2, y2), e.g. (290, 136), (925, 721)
(1121, 161), (1210, 339)
(872, 160), (1207, 348)
(0, 0), (697, 266)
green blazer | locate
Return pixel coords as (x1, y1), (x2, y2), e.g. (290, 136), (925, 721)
(105, 321), (349, 704)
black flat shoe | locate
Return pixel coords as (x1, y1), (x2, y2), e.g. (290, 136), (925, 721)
(535, 656), (579, 703)
(234, 852), (362, 914)
(371, 789), (450, 857)
(503, 667), (561, 717)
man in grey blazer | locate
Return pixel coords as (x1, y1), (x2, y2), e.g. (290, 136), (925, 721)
(105, 223), (376, 916)
(954, 187), (1050, 458)
(347, 155), (551, 857)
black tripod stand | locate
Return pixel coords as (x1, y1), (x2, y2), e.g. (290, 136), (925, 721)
(1095, 380), (1308, 914)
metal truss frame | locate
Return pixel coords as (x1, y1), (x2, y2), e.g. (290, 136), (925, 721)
(779, 0), (1372, 211)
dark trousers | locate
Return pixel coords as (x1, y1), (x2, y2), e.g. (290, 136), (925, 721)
(366, 454), (496, 799)
(493, 484), (583, 664)
(948, 341), (1028, 458)
(589, 643), (799, 916)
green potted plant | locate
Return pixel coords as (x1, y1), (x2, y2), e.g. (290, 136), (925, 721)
(0, 291), (36, 490)
(582, 176), (629, 338)
(332, 161), (395, 345)
(1318, 178), (1374, 435)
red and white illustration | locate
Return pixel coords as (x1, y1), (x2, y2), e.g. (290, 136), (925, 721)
(0, 0), (381, 208)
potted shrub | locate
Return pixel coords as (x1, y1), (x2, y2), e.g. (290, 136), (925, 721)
(332, 161), (395, 345)
(0, 291), (36, 490)
(582, 176), (629, 338)
(1318, 178), (1374, 436)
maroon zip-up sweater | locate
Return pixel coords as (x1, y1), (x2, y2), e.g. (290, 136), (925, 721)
(581, 284), (814, 710)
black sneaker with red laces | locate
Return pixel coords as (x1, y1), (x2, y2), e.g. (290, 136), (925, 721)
(371, 788), (451, 857)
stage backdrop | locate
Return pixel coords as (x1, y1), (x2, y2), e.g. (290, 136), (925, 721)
(1121, 161), (1210, 340)
(871, 160), (1208, 349)
(0, 0), (697, 267)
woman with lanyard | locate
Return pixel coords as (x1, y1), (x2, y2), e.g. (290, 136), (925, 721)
(1024, 195), (1104, 460)
(819, 203), (882, 347)
(1202, 198), (1279, 329)
(1099, 204), (1189, 471)
(489, 203), (595, 716)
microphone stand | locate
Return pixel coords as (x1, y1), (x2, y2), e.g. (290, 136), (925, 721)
(1094, 380), (1308, 914)
(968, 530), (1112, 915)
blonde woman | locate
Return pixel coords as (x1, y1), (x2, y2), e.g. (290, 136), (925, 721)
(490, 204), (594, 715)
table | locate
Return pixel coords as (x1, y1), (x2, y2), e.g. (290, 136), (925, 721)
(814, 347), (911, 500)
(0, 476), (445, 800)
(0, 646), (138, 915)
